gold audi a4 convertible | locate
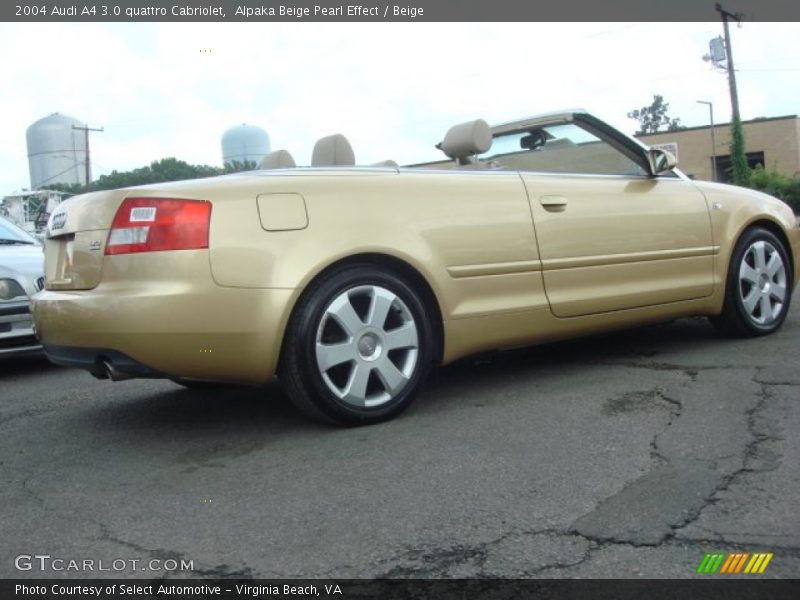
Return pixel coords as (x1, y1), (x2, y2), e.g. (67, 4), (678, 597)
(32, 111), (799, 424)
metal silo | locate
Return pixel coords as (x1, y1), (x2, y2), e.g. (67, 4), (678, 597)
(221, 124), (270, 167)
(26, 113), (87, 189)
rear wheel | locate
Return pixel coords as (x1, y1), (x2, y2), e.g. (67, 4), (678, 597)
(711, 227), (792, 337)
(279, 265), (434, 425)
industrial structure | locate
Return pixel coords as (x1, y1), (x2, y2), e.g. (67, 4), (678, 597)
(26, 113), (88, 189)
(0, 190), (68, 235)
(221, 124), (270, 166)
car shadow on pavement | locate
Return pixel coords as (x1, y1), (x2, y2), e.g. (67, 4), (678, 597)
(418, 316), (725, 412)
(83, 379), (332, 441)
(1, 354), (60, 379)
(79, 314), (773, 437)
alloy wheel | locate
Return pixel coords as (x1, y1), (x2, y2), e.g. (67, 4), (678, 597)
(738, 239), (787, 326)
(314, 285), (419, 408)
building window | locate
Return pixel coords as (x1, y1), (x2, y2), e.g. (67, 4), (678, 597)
(714, 151), (765, 183)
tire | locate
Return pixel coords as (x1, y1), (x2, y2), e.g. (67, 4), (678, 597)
(279, 265), (434, 425)
(710, 227), (793, 337)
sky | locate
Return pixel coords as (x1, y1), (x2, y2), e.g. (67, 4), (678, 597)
(1, 21), (799, 193)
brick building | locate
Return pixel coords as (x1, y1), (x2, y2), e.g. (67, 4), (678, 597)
(637, 115), (800, 183)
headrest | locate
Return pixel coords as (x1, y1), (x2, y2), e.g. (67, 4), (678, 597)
(260, 149), (296, 169)
(311, 134), (355, 166)
(439, 119), (492, 160)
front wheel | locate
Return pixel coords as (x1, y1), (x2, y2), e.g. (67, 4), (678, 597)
(279, 265), (434, 425)
(711, 227), (793, 337)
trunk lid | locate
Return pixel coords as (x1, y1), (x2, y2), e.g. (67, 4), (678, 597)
(44, 189), (128, 290)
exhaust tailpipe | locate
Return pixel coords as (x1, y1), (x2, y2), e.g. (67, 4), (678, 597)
(103, 360), (136, 382)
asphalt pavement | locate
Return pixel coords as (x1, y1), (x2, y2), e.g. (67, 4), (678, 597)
(2, 303), (799, 579)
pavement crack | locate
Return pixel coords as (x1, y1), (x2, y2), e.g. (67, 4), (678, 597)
(93, 522), (255, 579)
(648, 388), (683, 464)
(671, 372), (785, 540)
(584, 362), (737, 381)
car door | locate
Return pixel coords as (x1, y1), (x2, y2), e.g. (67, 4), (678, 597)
(484, 118), (715, 318)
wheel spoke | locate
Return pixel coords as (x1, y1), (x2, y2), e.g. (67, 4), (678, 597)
(769, 282), (786, 303)
(327, 294), (364, 336)
(766, 252), (784, 278)
(343, 364), (371, 406)
(374, 356), (408, 395)
(742, 288), (759, 315)
(759, 295), (773, 321)
(367, 288), (395, 329)
(385, 323), (418, 350)
(753, 241), (767, 270)
(739, 262), (759, 285)
(316, 341), (356, 371)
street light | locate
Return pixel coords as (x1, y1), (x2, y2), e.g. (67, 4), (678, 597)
(697, 100), (717, 182)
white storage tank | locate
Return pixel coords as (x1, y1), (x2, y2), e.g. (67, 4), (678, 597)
(26, 113), (87, 189)
(221, 124), (270, 167)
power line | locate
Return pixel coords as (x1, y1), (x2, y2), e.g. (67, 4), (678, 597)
(737, 67), (800, 72)
(34, 161), (88, 188)
(71, 124), (104, 190)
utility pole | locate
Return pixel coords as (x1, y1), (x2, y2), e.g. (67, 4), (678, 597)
(715, 3), (749, 185)
(715, 3), (742, 123)
(72, 124), (104, 190)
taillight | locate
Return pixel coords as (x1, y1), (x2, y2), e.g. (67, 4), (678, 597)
(105, 198), (211, 255)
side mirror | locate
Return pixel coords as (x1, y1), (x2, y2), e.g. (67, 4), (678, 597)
(648, 148), (677, 175)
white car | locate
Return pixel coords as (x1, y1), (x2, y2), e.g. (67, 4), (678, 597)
(0, 216), (45, 357)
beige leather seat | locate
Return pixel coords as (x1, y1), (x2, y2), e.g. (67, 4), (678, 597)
(259, 149), (296, 169)
(311, 134), (355, 166)
(437, 119), (492, 165)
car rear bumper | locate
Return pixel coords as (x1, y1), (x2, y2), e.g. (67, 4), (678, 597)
(31, 269), (295, 384)
(43, 344), (165, 379)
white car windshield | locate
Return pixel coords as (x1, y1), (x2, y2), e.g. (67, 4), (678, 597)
(0, 217), (37, 245)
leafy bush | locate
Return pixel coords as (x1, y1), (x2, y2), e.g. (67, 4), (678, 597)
(747, 164), (800, 214)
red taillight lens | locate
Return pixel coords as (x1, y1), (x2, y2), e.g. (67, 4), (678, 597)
(105, 198), (211, 255)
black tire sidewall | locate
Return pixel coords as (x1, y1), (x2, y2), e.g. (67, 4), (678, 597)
(292, 266), (433, 424)
(726, 227), (793, 335)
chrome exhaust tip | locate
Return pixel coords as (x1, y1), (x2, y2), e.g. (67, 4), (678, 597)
(103, 360), (136, 382)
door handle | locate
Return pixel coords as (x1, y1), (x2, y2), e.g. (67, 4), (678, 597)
(539, 195), (568, 208)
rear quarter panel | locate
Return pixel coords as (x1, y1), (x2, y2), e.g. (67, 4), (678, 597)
(205, 169), (546, 318)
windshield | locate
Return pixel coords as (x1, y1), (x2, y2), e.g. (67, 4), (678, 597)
(0, 217), (37, 244)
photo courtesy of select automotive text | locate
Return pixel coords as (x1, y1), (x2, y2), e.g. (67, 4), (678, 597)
(2, 1), (800, 598)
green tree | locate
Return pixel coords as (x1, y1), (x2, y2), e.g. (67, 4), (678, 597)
(37, 157), (258, 194)
(627, 94), (686, 135)
(40, 183), (84, 195)
(223, 159), (257, 173)
(91, 158), (229, 191)
(747, 164), (800, 214)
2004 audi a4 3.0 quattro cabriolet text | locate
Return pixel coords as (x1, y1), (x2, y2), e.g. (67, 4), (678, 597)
(31, 111), (800, 424)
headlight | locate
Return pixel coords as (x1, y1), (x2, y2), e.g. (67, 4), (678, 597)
(0, 279), (27, 301)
